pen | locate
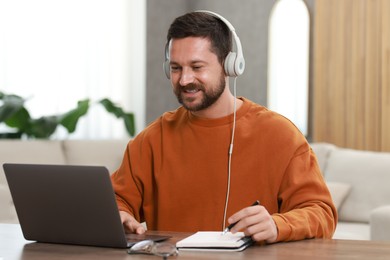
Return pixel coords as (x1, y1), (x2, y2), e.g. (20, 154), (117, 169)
(222, 200), (260, 235)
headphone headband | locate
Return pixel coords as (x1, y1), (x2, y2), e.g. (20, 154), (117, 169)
(164, 10), (245, 78)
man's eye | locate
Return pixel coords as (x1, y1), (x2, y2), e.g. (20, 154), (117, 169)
(170, 66), (180, 71)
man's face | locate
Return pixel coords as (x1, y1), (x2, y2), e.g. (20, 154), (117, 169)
(168, 37), (226, 112)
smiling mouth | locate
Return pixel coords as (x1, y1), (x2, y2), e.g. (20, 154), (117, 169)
(177, 83), (204, 98)
(184, 88), (200, 93)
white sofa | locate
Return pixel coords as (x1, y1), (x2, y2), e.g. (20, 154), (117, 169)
(311, 143), (390, 241)
(0, 139), (129, 224)
(1, 140), (390, 241)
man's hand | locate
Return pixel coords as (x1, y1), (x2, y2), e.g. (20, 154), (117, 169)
(228, 204), (278, 243)
(119, 211), (146, 234)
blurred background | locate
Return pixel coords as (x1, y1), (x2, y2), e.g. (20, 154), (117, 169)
(1, 0), (389, 152)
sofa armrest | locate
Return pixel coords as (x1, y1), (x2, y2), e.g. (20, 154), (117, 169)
(370, 205), (390, 240)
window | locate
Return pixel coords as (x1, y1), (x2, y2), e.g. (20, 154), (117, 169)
(267, 0), (310, 136)
(0, 0), (146, 139)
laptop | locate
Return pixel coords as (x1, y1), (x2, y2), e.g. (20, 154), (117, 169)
(3, 163), (169, 248)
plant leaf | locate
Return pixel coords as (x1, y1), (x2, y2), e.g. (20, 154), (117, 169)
(27, 116), (58, 138)
(0, 132), (23, 139)
(0, 94), (25, 122)
(1, 93), (136, 139)
(99, 98), (135, 136)
(58, 99), (90, 133)
(4, 107), (31, 130)
(99, 98), (123, 117)
(122, 113), (135, 136)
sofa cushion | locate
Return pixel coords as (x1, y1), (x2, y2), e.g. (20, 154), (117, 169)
(310, 142), (337, 175)
(334, 221), (370, 240)
(326, 182), (351, 210)
(62, 139), (129, 173)
(325, 148), (390, 223)
(0, 140), (66, 184)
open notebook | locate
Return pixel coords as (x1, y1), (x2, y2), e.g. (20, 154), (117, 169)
(176, 231), (254, 252)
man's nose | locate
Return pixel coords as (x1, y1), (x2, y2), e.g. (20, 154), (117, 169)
(179, 68), (194, 86)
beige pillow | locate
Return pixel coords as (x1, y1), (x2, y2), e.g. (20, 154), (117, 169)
(326, 182), (351, 210)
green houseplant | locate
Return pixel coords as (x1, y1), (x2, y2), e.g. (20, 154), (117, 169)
(0, 91), (135, 139)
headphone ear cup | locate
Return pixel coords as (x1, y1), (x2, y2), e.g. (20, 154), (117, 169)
(224, 52), (237, 77)
(234, 56), (245, 77)
(163, 59), (170, 79)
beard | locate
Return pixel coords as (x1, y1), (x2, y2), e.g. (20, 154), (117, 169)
(174, 73), (226, 112)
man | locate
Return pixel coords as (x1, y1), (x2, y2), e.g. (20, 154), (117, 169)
(111, 11), (337, 244)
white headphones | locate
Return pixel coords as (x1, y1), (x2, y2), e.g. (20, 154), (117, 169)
(163, 10), (245, 79)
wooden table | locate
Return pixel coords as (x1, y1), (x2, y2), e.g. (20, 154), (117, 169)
(1, 224), (390, 259)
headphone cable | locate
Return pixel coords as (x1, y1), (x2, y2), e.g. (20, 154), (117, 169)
(222, 76), (238, 230)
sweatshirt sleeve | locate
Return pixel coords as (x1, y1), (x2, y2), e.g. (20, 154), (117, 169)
(110, 140), (144, 222)
(272, 144), (337, 242)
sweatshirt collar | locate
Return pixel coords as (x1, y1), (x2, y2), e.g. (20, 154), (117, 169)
(186, 97), (251, 127)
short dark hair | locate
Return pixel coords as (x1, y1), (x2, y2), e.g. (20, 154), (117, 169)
(166, 12), (232, 65)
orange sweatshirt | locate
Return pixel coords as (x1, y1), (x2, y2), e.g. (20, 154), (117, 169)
(111, 97), (337, 242)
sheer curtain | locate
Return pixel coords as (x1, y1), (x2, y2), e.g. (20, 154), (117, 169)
(0, 0), (145, 139)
